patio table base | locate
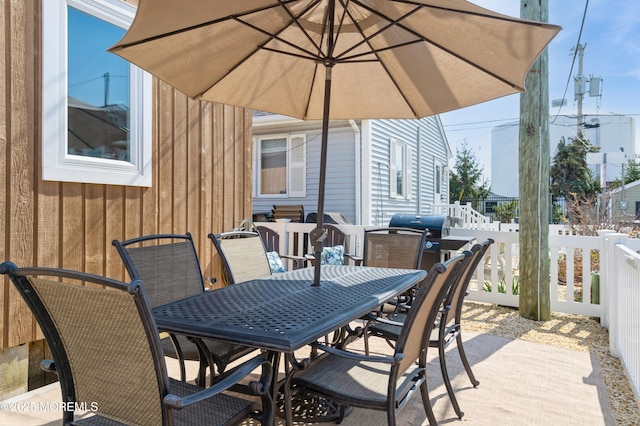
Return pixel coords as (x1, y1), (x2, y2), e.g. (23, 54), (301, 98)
(277, 385), (352, 422)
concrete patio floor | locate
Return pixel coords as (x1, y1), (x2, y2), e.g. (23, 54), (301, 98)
(0, 320), (617, 425)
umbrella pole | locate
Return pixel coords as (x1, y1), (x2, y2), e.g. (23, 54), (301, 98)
(312, 0), (335, 287)
(312, 65), (333, 286)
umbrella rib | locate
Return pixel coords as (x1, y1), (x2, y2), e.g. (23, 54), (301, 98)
(346, 0), (527, 91)
(274, 0), (327, 60)
(194, 0), (327, 99)
(235, 17), (321, 62)
(334, 0), (423, 62)
(390, 0), (551, 28)
(109, 2), (292, 50)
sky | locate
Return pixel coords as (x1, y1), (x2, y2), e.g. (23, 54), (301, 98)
(439, 0), (640, 182)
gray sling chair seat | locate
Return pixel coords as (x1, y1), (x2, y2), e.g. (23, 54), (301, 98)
(0, 262), (273, 426)
(112, 233), (256, 387)
(364, 239), (494, 419)
(289, 254), (469, 426)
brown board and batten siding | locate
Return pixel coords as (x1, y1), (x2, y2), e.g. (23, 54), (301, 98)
(0, 0), (253, 350)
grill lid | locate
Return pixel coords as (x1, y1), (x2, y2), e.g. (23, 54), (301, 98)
(388, 214), (451, 238)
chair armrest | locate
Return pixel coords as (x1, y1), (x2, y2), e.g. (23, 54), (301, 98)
(364, 313), (404, 328)
(310, 342), (400, 364)
(344, 254), (363, 266)
(164, 354), (271, 409)
(304, 253), (316, 267)
(279, 254), (307, 270)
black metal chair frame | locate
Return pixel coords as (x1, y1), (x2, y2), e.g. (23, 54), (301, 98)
(364, 239), (494, 418)
(113, 233), (255, 387)
(289, 254), (469, 425)
(0, 262), (273, 426)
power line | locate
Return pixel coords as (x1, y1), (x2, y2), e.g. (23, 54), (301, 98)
(551, 0), (590, 124)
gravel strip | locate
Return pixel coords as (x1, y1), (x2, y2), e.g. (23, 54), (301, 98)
(461, 301), (640, 426)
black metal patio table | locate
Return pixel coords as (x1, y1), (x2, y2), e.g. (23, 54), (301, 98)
(152, 265), (427, 424)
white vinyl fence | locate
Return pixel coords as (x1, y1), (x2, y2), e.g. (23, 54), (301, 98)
(600, 232), (640, 401)
(256, 222), (640, 398)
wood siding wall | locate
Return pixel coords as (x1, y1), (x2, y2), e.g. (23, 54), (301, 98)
(0, 0), (253, 350)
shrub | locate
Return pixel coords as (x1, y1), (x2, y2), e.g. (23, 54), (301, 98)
(483, 276), (520, 295)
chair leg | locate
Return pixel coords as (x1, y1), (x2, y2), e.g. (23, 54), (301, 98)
(438, 339), (463, 419)
(168, 334), (187, 382)
(456, 332), (479, 387)
(362, 319), (372, 355)
(419, 378), (438, 425)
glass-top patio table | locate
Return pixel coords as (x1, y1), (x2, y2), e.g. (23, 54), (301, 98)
(152, 265), (427, 424)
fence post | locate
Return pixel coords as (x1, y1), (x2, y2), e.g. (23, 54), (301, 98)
(599, 230), (627, 357)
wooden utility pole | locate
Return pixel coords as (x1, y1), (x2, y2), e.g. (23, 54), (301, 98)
(519, 0), (551, 321)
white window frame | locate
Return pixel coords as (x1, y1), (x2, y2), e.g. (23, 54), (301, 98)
(254, 133), (306, 198)
(434, 161), (443, 203)
(42, 0), (152, 187)
(390, 138), (412, 200)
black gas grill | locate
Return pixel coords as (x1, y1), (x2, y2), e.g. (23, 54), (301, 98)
(388, 214), (473, 270)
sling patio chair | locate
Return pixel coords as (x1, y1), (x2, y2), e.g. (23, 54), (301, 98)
(364, 239), (494, 419)
(256, 225), (306, 271)
(113, 233), (256, 387)
(360, 227), (430, 325)
(0, 262), (273, 426)
(289, 254), (468, 426)
(208, 230), (274, 285)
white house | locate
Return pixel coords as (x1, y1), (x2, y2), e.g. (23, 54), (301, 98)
(491, 114), (637, 197)
(252, 112), (452, 226)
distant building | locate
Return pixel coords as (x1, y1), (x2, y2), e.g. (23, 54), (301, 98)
(491, 114), (636, 197)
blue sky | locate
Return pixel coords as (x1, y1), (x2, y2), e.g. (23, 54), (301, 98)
(68, 6), (129, 107)
(440, 0), (640, 180)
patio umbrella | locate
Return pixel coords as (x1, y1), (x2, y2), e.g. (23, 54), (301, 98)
(109, 0), (560, 286)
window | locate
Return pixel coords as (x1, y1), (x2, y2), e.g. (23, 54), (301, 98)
(435, 162), (442, 202)
(390, 139), (412, 199)
(42, 0), (152, 186)
(255, 134), (306, 197)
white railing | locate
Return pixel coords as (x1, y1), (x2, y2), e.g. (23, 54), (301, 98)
(600, 233), (640, 400)
(433, 202), (494, 229)
(258, 221), (603, 317)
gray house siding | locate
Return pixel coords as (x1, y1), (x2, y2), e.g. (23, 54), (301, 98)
(610, 180), (640, 219)
(252, 114), (450, 227)
(252, 121), (357, 223)
(369, 117), (449, 226)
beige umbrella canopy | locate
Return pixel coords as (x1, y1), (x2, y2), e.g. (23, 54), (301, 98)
(110, 0), (561, 285)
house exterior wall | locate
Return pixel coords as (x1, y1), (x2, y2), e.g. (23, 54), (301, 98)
(252, 119), (358, 224)
(252, 115), (450, 226)
(369, 117), (449, 226)
(0, 0), (253, 351)
(492, 114), (637, 197)
(610, 180), (640, 219)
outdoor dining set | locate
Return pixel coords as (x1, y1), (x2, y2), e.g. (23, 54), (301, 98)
(0, 224), (492, 425)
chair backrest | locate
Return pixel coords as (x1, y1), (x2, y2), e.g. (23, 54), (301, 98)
(208, 230), (272, 284)
(308, 224), (347, 248)
(447, 238), (494, 324)
(256, 225), (280, 253)
(393, 253), (469, 374)
(0, 262), (169, 425)
(112, 233), (205, 307)
(362, 227), (428, 269)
